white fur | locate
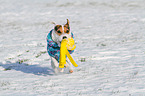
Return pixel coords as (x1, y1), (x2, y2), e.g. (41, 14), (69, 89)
(50, 27), (73, 73)
(51, 28), (71, 47)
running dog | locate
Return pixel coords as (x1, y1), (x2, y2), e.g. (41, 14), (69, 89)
(47, 19), (74, 73)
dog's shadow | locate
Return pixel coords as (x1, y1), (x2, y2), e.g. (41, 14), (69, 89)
(0, 61), (54, 76)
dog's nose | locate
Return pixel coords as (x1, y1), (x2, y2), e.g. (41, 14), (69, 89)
(63, 36), (67, 39)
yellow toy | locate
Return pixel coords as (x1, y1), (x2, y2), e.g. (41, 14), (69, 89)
(59, 37), (78, 68)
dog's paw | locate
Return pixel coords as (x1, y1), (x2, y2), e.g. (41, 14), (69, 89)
(69, 70), (73, 73)
(54, 68), (59, 73)
(58, 68), (64, 73)
(54, 68), (64, 73)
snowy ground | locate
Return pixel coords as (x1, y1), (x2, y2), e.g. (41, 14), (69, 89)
(0, 0), (145, 96)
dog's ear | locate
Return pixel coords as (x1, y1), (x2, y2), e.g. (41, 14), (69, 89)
(66, 19), (69, 25)
(51, 22), (56, 25)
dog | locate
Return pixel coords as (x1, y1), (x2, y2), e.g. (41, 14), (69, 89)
(47, 19), (74, 73)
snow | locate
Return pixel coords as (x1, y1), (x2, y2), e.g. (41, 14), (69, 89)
(0, 0), (145, 96)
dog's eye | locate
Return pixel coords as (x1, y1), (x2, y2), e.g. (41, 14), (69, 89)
(57, 30), (61, 33)
(66, 30), (69, 33)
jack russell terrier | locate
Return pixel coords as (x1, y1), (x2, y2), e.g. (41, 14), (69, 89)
(47, 19), (75, 73)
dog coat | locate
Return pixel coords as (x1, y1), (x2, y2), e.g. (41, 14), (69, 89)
(47, 29), (74, 62)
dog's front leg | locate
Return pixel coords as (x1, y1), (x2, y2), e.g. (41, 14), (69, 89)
(66, 58), (73, 73)
(51, 57), (64, 73)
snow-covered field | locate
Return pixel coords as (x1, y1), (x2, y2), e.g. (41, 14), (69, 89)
(0, 0), (145, 95)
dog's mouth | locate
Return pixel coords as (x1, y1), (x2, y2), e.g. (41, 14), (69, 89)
(59, 37), (67, 43)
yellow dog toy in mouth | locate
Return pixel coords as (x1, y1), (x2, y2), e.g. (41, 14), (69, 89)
(59, 37), (78, 68)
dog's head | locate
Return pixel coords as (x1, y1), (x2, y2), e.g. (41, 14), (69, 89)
(53, 19), (71, 42)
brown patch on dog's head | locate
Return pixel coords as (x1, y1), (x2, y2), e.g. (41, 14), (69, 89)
(54, 19), (70, 35)
(64, 19), (70, 34)
(54, 25), (63, 36)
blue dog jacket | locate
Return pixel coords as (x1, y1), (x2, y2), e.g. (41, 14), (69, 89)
(47, 29), (74, 62)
